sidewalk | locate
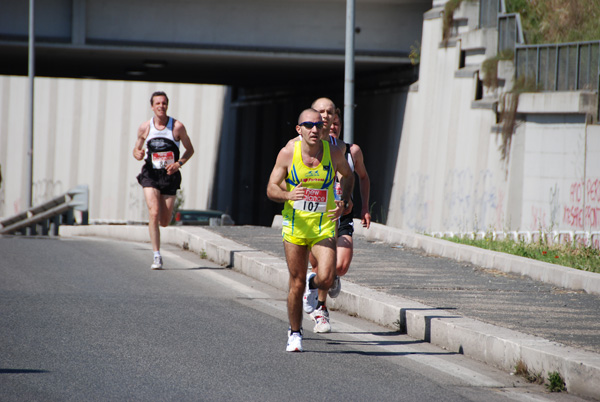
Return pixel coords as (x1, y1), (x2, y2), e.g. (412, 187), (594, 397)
(60, 221), (600, 399)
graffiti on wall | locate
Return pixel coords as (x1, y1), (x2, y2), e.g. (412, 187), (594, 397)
(442, 168), (473, 230)
(32, 179), (64, 207)
(398, 172), (430, 232)
(530, 184), (561, 231)
(475, 169), (502, 230)
(563, 179), (600, 229)
(442, 169), (501, 231)
(398, 168), (503, 232)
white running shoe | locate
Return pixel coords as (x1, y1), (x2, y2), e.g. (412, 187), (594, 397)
(286, 332), (303, 352)
(310, 306), (331, 333)
(302, 272), (318, 313)
(328, 276), (341, 298)
(151, 255), (163, 270)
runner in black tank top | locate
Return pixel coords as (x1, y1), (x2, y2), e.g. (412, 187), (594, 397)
(133, 91), (195, 270)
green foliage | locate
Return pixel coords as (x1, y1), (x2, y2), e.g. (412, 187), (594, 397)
(409, 41), (421, 66)
(481, 49), (515, 90)
(506, 0), (600, 44)
(498, 75), (539, 162)
(442, 0), (464, 44)
(442, 234), (600, 273)
(546, 371), (566, 392)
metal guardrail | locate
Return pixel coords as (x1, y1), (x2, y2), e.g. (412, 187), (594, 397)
(0, 185), (89, 235)
(498, 13), (525, 53)
(479, 0), (500, 28)
(515, 41), (600, 92)
(479, 0), (525, 52)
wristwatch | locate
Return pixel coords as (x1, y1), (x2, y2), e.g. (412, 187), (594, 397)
(177, 160), (183, 167)
(344, 200), (349, 209)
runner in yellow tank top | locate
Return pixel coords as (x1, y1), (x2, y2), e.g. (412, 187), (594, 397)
(281, 140), (337, 244)
(267, 108), (354, 352)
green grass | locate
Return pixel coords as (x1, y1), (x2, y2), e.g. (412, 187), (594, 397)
(506, 0), (600, 44)
(441, 235), (600, 273)
(546, 371), (566, 392)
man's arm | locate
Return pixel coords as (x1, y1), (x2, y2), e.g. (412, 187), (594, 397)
(133, 122), (149, 161)
(351, 144), (371, 228)
(166, 121), (194, 175)
(329, 146), (354, 219)
(267, 147), (305, 203)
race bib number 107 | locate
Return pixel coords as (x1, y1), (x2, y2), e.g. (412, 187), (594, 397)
(293, 188), (328, 213)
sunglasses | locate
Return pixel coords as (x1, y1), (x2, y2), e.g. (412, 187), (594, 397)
(299, 121), (324, 129)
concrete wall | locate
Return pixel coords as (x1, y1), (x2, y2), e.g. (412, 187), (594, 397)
(388, 12), (507, 233)
(0, 76), (228, 222)
(517, 112), (600, 232)
(386, 6), (600, 233)
(1, 0), (428, 53)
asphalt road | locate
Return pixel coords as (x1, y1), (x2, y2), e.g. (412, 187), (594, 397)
(0, 236), (587, 401)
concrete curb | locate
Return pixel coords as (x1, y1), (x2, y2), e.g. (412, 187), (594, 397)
(351, 220), (600, 297)
(59, 224), (600, 399)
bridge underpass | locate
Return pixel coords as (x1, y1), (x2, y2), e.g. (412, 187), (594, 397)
(1, 0), (431, 225)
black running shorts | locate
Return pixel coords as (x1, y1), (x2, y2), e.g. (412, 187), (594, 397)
(338, 212), (354, 237)
(137, 164), (181, 196)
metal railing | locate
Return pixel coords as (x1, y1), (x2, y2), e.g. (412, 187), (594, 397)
(498, 13), (525, 53)
(479, 0), (500, 28)
(0, 185), (88, 235)
(515, 41), (600, 92)
(479, 0), (525, 53)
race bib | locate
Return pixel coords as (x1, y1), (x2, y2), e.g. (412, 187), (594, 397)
(151, 151), (175, 169)
(293, 188), (328, 213)
(334, 182), (342, 201)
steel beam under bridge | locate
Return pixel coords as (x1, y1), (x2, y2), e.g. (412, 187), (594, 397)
(1, 0), (431, 86)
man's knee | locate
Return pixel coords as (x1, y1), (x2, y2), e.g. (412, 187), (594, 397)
(316, 264), (336, 288)
(288, 274), (306, 295)
(159, 216), (171, 227)
(336, 252), (352, 276)
(148, 209), (160, 222)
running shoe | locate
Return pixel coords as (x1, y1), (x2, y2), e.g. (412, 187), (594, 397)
(286, 332), (303, 352)
(151, 255), (163, 270)
(328, 276), (341, 298)
(311, 306), (331, 333)
(287, 326), (303, 337)
(303, 272), (318, 313)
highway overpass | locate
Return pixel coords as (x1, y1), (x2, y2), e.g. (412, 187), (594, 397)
(1, 0), (430, 87)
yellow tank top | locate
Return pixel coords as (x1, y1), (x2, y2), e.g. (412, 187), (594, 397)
(282, 140), (337, 239)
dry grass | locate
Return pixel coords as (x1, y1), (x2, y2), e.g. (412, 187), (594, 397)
(507, 0), (600, 44)
(514, 360), (545, 384)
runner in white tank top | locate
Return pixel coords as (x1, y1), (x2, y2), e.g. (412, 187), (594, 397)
(133, 91), (195, 270)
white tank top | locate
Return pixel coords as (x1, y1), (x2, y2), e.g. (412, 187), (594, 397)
(146, 117), (179, 147)
(144, 117), (180, 170)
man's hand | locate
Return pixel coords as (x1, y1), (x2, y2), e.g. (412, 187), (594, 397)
(343, 199), (354, 216)
(328, 199), (345, 221)
(361, 211), (372, 229)
(165, 162), (181, 176)
(133, 148), (145, 161)
(288, 182), (306, 201)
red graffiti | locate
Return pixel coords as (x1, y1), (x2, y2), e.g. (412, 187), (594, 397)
(563, 205), (600, 229)
(531, 206), (547, 230)
(588, 179), (600, 204)
(569, 179), (600, 205)
(570, 182), (583, 203)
